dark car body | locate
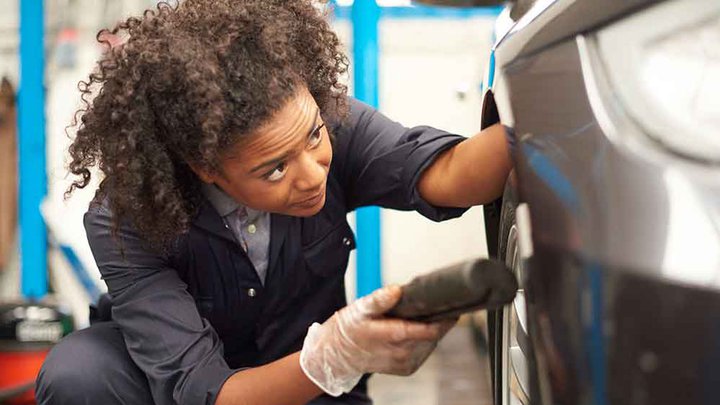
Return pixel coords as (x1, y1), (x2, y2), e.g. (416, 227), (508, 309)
(419, 0), (720, 404)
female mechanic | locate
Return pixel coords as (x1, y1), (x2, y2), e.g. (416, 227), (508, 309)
(36, 1), (512, 404)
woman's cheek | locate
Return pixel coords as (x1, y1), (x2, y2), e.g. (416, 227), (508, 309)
(258, 182), (293, 213)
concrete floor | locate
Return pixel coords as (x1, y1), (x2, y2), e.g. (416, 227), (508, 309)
(369, 323), (493, 405)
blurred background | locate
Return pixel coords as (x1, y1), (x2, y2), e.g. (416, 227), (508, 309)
(0, 1), (500, 403)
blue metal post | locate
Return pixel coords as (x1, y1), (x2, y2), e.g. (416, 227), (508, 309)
(352, 0), (382, 298)
(19, 0), (48, 299)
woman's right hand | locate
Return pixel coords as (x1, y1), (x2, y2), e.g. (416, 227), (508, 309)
(299, 285), (456, 397)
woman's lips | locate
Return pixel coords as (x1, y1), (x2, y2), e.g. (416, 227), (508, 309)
(294, 189), (325, 208)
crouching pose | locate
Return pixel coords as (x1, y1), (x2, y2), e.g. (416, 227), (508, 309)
(36, 1), (512, 404)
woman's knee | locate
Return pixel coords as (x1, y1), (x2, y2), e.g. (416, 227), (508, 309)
(35, 323), (150, 404)
(36, 326), (110, 402)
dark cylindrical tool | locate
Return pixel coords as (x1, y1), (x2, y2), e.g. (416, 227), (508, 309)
(386, 259), (518, 322)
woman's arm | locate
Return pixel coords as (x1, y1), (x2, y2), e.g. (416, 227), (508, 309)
(216, 353), (321, 405)
(217, 286), (453, 405)
(87, 203), (324, 405)
(418, 124), (512, 207)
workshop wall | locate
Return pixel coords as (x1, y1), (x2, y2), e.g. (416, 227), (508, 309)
(334, 16), (495, 294)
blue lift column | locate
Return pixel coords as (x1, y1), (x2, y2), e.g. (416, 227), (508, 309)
(18, 0), (48, 300)
(352, 0), (382, 298)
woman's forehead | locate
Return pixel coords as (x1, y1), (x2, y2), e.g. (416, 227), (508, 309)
(227, 90), (320, 165)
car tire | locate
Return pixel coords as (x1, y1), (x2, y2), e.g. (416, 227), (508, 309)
(489, 176), (518, 405)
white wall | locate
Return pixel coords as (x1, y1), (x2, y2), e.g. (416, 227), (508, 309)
(335, 15), (495, 295)
(0, 0), (19, 82)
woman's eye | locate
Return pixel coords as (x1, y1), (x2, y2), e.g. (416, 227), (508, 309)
(308, 124), (325, 148)
(265, 162), (287, 182)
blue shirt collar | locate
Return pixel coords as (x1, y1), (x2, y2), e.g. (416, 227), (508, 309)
(201, 183), (265, 222)
(201, 182), (241, 218)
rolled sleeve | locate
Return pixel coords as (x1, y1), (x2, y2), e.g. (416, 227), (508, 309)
(84, 202), (238, 405)
(331, 98), (469, 221)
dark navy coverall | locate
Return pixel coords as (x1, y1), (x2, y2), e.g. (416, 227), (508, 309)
(36, 98), (468, 405)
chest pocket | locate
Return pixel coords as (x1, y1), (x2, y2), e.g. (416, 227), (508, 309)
(303, 221), (356, 278)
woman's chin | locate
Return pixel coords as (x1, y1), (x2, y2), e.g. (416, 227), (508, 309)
(289, 192), (326, 217)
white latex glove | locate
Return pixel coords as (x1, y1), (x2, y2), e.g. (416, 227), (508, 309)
(299, 285), (456, 397)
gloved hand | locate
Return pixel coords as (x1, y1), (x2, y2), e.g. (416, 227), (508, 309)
(299, 285), (456, 397)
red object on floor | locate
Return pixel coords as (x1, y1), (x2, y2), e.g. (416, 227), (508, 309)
(0, 349), (50, 405)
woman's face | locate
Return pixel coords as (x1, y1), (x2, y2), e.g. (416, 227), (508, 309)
(196, 89), (332, 217)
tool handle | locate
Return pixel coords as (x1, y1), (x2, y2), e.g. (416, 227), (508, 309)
(385, 259), (518, 322)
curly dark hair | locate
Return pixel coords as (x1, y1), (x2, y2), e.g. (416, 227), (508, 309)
(67, 0), (349, 248)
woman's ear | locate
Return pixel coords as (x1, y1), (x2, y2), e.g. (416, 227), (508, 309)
(188, 162), (215, 184)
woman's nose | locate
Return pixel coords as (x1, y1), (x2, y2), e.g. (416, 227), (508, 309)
(294, 152), (326, 192)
